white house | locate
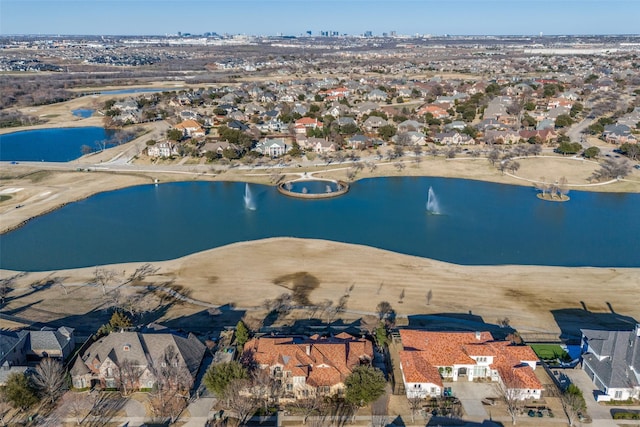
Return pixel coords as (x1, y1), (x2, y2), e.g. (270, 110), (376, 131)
(581, 325), (640, 402)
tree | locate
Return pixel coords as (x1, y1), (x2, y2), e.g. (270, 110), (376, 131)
(32, 358), (66, 404)
(291, 395), (325, 425)
(583, 146), (600, 159)
(235, 320), (250, 349)
(94, 267), (118, 295)
(2, 372), (39, 411)
(619, 142), (640, 160)
(487, 149), (500, 166)
(426, 289), (433, 305)
(167, 128), (183, 141)
(374, 323), (388, 349)
(555, 114), (573, 128)
(561, 384), (586, 427)
(591, 158), (633, 181)
(570, 102), (584, 118)
(223, 379), (258, 426)
(148, 345), (194, 423)
(377, 124), (396, 141)
(109, 310), (132, 330)
(408, 396), (423, 423)
(376, 301), (393, 321)
(344, 365), (386, 407)
(495, 369), (523, 425)
(118, 359), (143, 396)
(203, 361), (248, 397)
(556, 141), (582, 155)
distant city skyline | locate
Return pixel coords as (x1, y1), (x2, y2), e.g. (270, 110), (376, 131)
(2, 0), (639, 37)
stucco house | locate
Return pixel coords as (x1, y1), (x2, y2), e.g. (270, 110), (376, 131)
(243, 332), (373, 400)
(70, 325), (205, 390)
(174, 119), (205, 138)
(398, 330), (542, 400)
(581, 324), (640, 402)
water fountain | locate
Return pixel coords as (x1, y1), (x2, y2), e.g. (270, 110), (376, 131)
(277, 178), (349, 199)
(426, 186), (441, 214)
(244, 183), (256, 210)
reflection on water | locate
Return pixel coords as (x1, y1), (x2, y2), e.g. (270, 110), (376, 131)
(1, 178), (638, 271)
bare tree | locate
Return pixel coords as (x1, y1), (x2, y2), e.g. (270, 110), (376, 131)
(66, 392), (92, 426)
(394, 161), (406, 171)
(398, 289), (405, 303)
(561, 384), (586, 427)
(94, 267), (118, 295)
(32, 358), (66, 404)
(408, 396), (423, 423)
(494, 370), (524, 425)
(148, 345), (194, 423)
(292, 395), (325, 425)
(558, 176), (570, 199)
(250, 369), (281, 413)
(0, 392), (11, 427)
(426, 289), (433, 305)
(118, 359), (143, 396)
(224, 379), (259, 427)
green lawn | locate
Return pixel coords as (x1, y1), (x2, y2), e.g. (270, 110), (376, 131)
(530, 344), (569, 361)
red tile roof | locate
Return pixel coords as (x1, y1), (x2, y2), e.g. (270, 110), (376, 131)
(399, 330), (542, 390)
(244, 334), (373, 388)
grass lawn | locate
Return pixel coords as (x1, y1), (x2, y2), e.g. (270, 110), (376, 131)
(530, 344), (568, 360)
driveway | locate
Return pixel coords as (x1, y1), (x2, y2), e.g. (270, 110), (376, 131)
(563, 369), (618, 427)
(449, 381), (495, 420)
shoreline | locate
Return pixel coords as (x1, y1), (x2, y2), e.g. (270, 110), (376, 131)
(2, 237), (639, 338)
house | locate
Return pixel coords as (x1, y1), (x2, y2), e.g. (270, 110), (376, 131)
(581, 324), (640, 402)
(444, 121), (467, 132)
(362, 116), (389, 132)
(348, 134), (371, 150)
(397, 120), (425, 133)
(398, 330), (542, 400)
(434, 132), (475, 145)
(255, 138), (290, 157)
(417, 105), (450, 120)
(294, 117), (323, 134)
(20, 326), (75, 360)
(147, 141), (179, 158)
(243, 332), (373, 400)
(174, 119), (205, 138)
(484, 130), (521, 145)
(519, 129), (558, 144)
(70, 325), (205, 390)
(366, 89), (388, 101)
(603, 124), (637, 144)
(309, 138), (337, 153)
(393, 132), (427, 146)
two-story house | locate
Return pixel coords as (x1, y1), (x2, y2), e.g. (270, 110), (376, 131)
(243, 333), (373, 400)
(398, 330), (541, 400)
(581, 324), (640, 401)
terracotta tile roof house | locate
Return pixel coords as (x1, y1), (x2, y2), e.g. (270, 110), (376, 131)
(174, 119), (205, 138)
(70, 325), (205, 391)
(398, 330), (542, 399)
(244, 332), (373, 400)
(294, 117), (324, 134)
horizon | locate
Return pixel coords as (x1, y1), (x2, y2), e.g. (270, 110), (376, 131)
(2, 0), (640, 38)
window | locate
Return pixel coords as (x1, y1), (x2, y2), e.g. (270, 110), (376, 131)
(615, 391), (623, 399)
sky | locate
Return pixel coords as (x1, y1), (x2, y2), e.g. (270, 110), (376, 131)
(1, 0), (639, 37)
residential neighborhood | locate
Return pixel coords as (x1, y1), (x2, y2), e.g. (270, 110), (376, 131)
(1, 29), (639, 427)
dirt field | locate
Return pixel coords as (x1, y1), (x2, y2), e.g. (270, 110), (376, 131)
(2, 238), (638, 340)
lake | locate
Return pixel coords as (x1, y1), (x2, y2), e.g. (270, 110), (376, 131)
(1, 178), (638, 271)
(0, 127), (117, 162)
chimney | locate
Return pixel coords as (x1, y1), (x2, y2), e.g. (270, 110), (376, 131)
(306, 345), (311, 356)
(475, 331), (482, 341)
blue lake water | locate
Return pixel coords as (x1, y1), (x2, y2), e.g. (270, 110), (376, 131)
(71, 109), (94, 118)
(1, 178), (638, 271)
(98, 88), (181, 95)
(0, 127), (116, 162)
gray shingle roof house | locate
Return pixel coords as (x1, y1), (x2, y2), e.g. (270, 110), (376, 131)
(19, 326), (75, 360)
(70, 324), (205, 390)
(581, 324), (640, 401)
